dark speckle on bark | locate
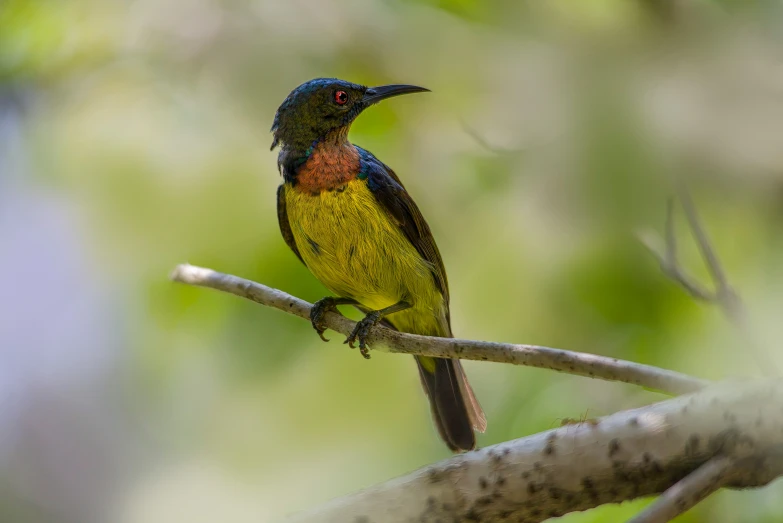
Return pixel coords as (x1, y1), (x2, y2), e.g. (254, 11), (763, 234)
(581, 477), (594, 490)
(608, 439), (621, 458)
(428, 468), (445, 484)
(686, 434), (701, 456)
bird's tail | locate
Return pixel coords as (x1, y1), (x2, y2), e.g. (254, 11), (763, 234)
(416, 355), (487, 452)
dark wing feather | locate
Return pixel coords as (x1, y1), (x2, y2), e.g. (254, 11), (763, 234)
(357, 147), (451, 328)
(357, 149), (487, 438)
(276, 184), (304, 264)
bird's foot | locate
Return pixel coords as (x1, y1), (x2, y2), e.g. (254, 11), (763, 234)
(344, 311), (381, 359)
(310, 297), (342, 342)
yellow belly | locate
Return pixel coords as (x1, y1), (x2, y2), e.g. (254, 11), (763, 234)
(284, 179), (448, 336)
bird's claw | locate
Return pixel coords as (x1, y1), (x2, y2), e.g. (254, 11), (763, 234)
(310, 297), (339, 342)
(344, 311), (381, 359)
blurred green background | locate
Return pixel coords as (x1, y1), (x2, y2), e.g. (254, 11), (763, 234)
(2, 0), (783, 521)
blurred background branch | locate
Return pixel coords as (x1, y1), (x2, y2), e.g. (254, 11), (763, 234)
(639, 185), (777, 376)
(171, 264), (708, 395)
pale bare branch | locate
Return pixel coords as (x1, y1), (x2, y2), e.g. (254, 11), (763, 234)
(628, 456), (735, 523)
(284, 379), (783, 523)
(170, 263), (707, 395)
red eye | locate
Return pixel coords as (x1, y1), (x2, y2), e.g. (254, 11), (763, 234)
(334, 90), (348, 105)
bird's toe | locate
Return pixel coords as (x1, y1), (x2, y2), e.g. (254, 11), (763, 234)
(310, 297), (339, 342)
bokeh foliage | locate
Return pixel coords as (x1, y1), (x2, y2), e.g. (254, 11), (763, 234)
(2, 0), (783, 521)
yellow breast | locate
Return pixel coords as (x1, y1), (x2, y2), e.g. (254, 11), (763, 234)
(284, 179), (447, 336)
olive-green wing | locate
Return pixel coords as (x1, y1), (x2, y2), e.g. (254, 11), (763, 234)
(276, 184), (304, 264)
(356, 148), (486, 436)
(357, 147), (450, 328)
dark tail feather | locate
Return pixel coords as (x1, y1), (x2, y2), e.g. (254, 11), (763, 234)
(372, 316), (486, 452)
(416, 356), (479, 452)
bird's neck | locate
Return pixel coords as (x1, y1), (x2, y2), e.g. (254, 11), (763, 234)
(279, 130), (361, 193)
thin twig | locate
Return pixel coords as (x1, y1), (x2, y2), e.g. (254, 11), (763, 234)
(460, 121), (556, 156)
(675, 182), (753, 334)
(628, 456), (736, 523)
(641, 182), (777, 375)
(170, 264), (708, 395)
(676, 183), (730, 296)
(461, 123), (520, 155)
(639, 199), (714, 301)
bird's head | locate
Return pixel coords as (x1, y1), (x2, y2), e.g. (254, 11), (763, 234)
(271, 78), (429, 151)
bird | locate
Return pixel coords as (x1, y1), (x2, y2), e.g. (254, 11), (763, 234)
(271, 78), (486, 452)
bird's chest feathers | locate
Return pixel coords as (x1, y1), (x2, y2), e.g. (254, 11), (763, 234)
(293, 141), (361, 193)
(285, 179), (395, 259)
(283, 179), (429, 307)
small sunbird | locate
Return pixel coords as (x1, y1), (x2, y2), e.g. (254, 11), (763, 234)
(271, 78), (486, 451)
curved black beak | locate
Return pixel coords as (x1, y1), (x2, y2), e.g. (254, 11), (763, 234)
(362, 84), (430, 105)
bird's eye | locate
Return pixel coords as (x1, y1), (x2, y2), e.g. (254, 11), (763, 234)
(334, 90), (349, 105)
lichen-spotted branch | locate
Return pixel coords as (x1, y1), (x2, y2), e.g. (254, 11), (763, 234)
(170, 263), (707, 395)
(285, 379), (783, 523)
